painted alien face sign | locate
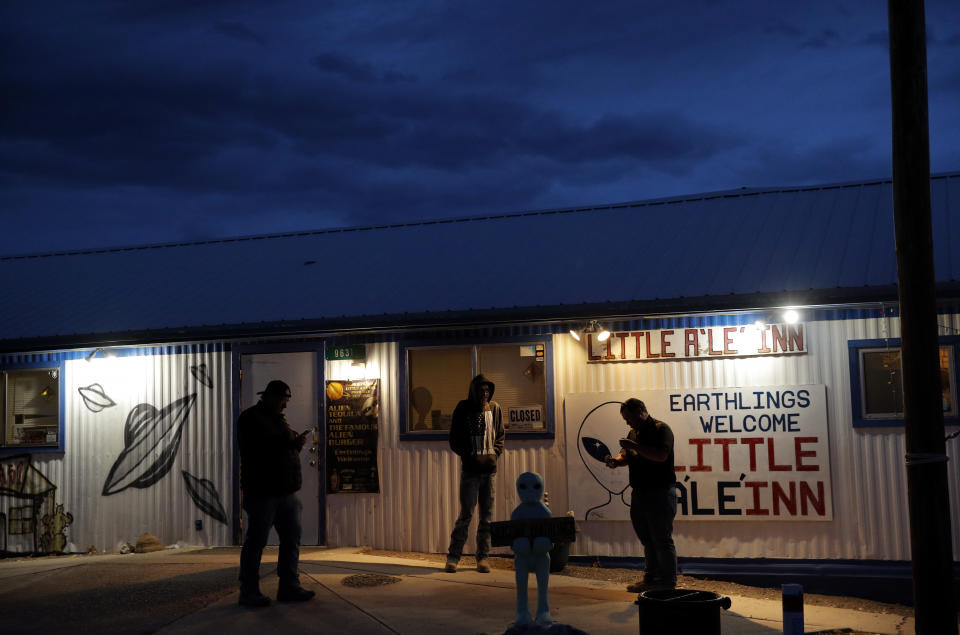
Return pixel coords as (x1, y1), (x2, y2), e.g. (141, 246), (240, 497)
(576, 401), (630, 518)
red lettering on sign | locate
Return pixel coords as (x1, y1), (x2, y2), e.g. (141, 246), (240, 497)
(707, 329), (722, 355)
(723, 327), (737, 354)
(772, 325), (788, 353)
(586, 334), (601, 361)
(632, 333), (644, 358)
(758, 327), (771, 353)
(767, 438), (792, 471)
(644, 332), (659, 358)
(741, 437), (764, 471)
(795, 436), (819, 471)
(688, 438), (712, 471)
(616, 333), (629, 360)
(772, 481), (796, 515)
(684, 329), (699, 357)
(744, 481), (770, 515)
(661, 330), (675, 357)
(789, 324), (804, 351)
(713, 438), (737, 471)
(800, 481), (826, 515)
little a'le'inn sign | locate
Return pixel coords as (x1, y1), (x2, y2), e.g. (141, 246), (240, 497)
(585, 323), (806, 362)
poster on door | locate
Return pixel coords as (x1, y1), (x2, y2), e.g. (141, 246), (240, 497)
(565, 385), (832, 522)
(325, 378), (380, 494)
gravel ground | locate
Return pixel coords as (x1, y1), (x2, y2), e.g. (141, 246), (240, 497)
(359, 548), (916, 619)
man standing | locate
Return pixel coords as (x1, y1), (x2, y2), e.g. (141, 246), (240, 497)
(445, 374), (505, 573)
(605, 398), (677, 592)
(237, 380), (315, 607)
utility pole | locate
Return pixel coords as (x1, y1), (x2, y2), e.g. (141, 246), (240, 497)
(887, 1), (958, 632)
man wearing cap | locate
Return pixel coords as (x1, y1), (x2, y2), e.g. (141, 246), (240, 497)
(605, 398), (677, 593)
(237, 380), (314, 607)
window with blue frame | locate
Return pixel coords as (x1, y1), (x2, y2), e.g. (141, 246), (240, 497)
(2, 367), (62, 448)
(849, 338), (959, 427)
(402, 339), (552, 439)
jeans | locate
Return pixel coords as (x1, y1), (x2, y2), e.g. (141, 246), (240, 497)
(447, 471), (495, 560)
(630, 486), (677, 584)
(239, 492), (303, 592)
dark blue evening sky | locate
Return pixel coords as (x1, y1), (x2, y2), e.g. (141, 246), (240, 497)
(1, 1), (958, 256)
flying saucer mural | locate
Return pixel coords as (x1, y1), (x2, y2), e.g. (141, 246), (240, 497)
(102, 394), (197, 495)
(77, 383), (117, 413)
(190, 364), (214, 389)
(181, 471), (227, 524)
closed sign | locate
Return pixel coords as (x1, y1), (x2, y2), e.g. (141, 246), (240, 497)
(508, 406), (544, 431)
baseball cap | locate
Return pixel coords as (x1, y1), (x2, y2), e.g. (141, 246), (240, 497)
(258, 380), (292, 397)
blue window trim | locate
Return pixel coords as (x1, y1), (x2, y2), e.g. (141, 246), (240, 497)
(849, 337), (960, 428)
(0, 359), (66, 454)
(399, 335), (555, 441)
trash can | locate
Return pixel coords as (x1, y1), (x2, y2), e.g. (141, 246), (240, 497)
(635, 589), (732, 635)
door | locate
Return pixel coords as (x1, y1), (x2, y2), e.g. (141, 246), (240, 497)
(240, 352), (322, 545)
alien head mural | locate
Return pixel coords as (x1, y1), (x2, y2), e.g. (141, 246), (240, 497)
(570, 400), (632, 520)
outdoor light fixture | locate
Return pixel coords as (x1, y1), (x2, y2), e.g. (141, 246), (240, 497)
(569, 320), (611, 342)
(783, 310), (800, 324)
(86, 347), (104, 362)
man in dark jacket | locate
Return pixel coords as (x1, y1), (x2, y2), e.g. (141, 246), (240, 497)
(445, 374), (505, 573)
(237, 380), (315, 607)
(605, 398), (677, 593)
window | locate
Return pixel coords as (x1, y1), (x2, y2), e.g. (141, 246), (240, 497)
(2, 368), (61, 449)
(9, 505), (34, 535)
(402, 339), (552, 439)
(850, 339), (959, 427)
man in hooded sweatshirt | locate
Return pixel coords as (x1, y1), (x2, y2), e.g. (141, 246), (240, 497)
(445, 374), (505, 573)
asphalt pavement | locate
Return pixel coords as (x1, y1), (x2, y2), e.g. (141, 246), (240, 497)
(0, 546), (923, 634)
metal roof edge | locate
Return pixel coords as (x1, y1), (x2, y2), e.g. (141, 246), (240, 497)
(4, 171), (958, 262)
(3, 283), (943, 355)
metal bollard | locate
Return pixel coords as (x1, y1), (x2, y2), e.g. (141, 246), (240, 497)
(782, 583), (804, 635)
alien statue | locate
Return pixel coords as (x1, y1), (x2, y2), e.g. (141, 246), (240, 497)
(511, 471), (553, 627)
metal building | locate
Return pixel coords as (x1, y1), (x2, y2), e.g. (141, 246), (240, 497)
(1, 173), (957, 597)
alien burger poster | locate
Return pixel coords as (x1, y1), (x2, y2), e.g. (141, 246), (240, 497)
(565, 386), (832, 522)
(325, 379), (380, 494)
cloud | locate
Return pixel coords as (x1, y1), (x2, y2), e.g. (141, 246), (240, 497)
(310, 52), (417, 84)
(739, 136), (890, 188)
(764, 23), (803, 38)
(861, 31), (888, 47)
(800, 29), (841, 49)
(215, 22), (265, 46)
(311, 53), (378, 83)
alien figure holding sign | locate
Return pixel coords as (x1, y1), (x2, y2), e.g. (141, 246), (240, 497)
(511, 472), (553, 627)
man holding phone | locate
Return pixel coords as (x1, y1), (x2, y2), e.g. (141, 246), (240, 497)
(604, 398), (677, 593)
(237, 380), (315, 607)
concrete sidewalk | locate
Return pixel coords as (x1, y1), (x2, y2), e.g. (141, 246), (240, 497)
(0, 547), (917, 634)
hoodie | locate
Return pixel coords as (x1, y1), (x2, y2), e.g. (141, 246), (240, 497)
(448, 374), (505, 474)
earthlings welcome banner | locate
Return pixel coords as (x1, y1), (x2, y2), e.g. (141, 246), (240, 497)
(325, 379), (380, 494)
(565, 385), (832, 522)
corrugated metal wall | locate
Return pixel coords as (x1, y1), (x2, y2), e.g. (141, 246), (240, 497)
(8, 310), (955, 561)
(324, 342), (562, 555)
(321, 315), (959, 562)
(1, 346), (233, 553)
(553, 313), (960, 561)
